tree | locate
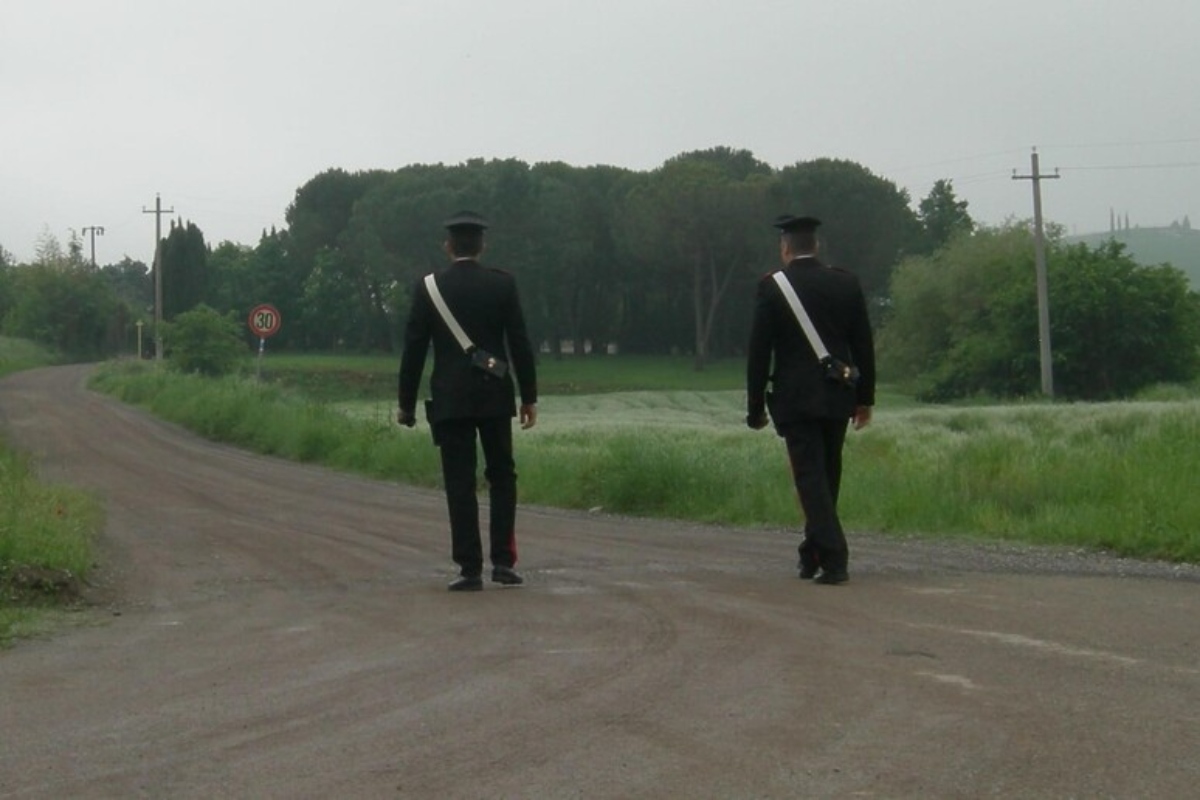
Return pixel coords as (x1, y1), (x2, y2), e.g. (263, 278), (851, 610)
(101, 257), (152, 317)
(774, 159), (921, 303)
(265, 151), (924, 359)
(917, 179), (974, 252)
(882, 225), (1037, 399)
(881, 224), (1200, 400)
(33, 228), (67, 269)
(3, 264), (122, 358)
(1049, 241), (1200, 397)
(160, 219), (208, 320)
(296, 249), (363, 350)
(523, 163), (630, 356)
(204, 242), (256, 318)
(619, 148), (773, 368)
(244, 229), (302, 349)
(316, 165), (458, 351)
(284, 168), (389, 341)
(0, 256), (13, 325)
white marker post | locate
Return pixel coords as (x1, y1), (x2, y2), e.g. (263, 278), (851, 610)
(247, 303), (282, 380)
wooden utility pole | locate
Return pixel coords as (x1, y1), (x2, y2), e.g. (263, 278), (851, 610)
(142, 194), (174, 361)
(1012, 148), (1060, 397)
(81, 225), (105, 268)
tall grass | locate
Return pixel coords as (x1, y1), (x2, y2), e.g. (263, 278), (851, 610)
(93, 362), (1200, 562)
(1, 338), (100, 644)
(845, 404), (1200, 560)
(0, 336), (60, 379)
(89, 364), (443, 485)
(0, 446), (99, 577)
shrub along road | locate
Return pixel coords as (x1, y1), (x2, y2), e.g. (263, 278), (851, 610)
(2, 365), (1198, 798)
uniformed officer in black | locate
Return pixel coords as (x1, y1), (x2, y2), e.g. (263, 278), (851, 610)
(746, 214), (875, 585)
(397, 211), (538, 591)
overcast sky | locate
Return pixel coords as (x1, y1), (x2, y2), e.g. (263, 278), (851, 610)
(3, 0), (1199, 266)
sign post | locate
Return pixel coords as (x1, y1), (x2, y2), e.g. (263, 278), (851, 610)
(247, 303), (282, 380)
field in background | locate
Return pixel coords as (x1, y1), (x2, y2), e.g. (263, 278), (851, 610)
(261, 352), (917, 408)
(259, 353), (756, 399)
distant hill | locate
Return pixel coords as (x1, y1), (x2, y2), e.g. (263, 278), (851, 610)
(1066, 226), (1200, 290)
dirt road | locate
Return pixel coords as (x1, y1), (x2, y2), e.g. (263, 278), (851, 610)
(1, 365), (1198, 799)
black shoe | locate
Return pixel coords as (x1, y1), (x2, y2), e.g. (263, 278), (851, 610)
(491, 566), (524, 586)
(798, 554), (819, 580)
(813, 568), (849, 585)
(448, 575), (483, 592)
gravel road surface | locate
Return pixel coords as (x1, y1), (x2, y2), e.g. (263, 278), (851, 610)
(2, 365), (1198, 799)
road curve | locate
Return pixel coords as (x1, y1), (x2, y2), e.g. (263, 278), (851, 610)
(1, 365), (1198, 799)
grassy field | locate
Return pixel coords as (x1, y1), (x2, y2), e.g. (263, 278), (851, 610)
(261, 352), (919, 406)
(92, 357), (1200, 563)
(258, 353), (759, 400)
(1, 338), (100, 646)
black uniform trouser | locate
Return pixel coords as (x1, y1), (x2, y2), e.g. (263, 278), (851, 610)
(433, 416), (518, 577)
(781, 417), (850, 570)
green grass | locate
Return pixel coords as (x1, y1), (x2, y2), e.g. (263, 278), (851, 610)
(0, 446), (100, 578)
(0, 336), (61, 379)
(255, 353), (755, 401)
(1, 338), (101, 646)
(93, 360), (1200, 563)
(844, 402), (1200, 560)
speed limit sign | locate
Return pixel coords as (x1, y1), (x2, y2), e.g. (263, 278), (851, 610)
(247, 303), (281, 338)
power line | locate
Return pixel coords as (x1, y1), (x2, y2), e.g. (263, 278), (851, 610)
(1060, 161), (1200, 172)
(1042, 136), (1200, 151)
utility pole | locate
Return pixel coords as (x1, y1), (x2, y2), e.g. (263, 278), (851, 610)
(1012, 148), (1060, 397)
(81, 225), (105, 268)
(142, 194), (174, 362)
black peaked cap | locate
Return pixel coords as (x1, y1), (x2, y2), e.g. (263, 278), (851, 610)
(771, 214), (821, 232)
(443, 210), (489, 231)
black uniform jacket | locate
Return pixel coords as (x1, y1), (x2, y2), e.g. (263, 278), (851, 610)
(398, 259), (537, 423)
(746, 256), (876, 425)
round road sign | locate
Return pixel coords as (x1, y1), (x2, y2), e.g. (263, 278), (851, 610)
(248, 304), (282, 338)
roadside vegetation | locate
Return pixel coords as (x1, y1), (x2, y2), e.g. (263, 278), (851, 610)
(91, 356), (1200, 563)
(1, 337), (101, 646)
(0, 336), (61, 378)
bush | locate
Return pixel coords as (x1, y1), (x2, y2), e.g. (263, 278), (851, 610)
(880, 226), (1200, 401)
(164, 305), (248, 377)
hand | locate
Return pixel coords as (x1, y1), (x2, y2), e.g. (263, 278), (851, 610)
(519, 403), (537, 430)
(746, 411), (769, 430)
(852, 405), (873, 430)
(396, 409), (416, 428)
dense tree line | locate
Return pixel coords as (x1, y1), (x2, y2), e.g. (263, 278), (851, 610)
(265, 149), (922, 363)
(2, 151), (927, 364)
(3, 149), (1197, 399)
(0, 231), (131, 358)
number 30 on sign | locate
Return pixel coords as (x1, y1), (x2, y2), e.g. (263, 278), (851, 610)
(248, 304), (281, 338)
